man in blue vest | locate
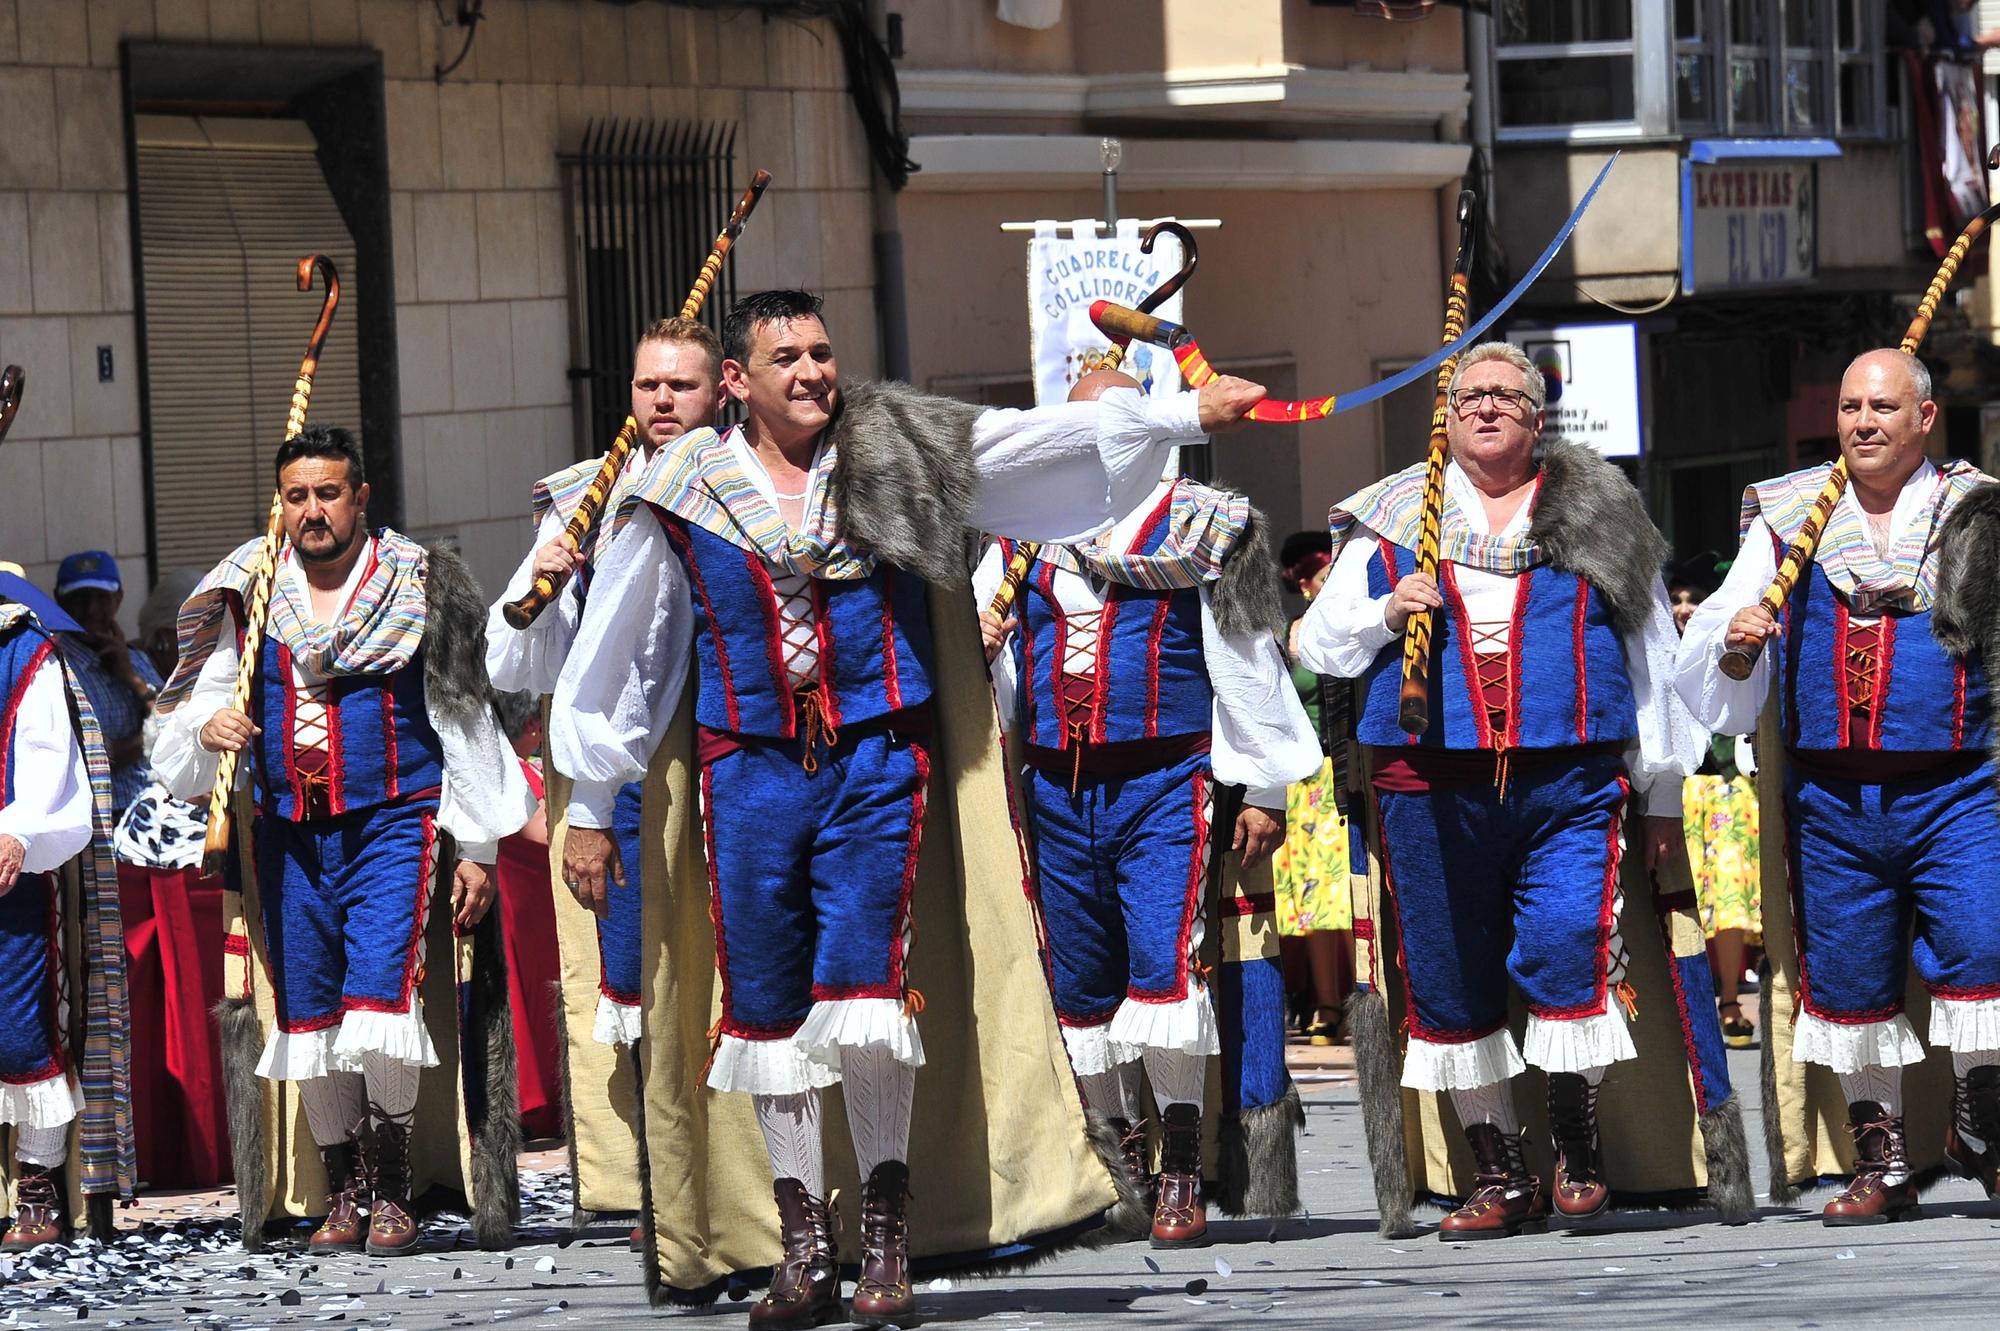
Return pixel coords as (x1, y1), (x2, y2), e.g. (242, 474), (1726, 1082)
(1300, 342), (1701, 1237)
(156, 426), (533, 1255)
(1678, 348), (2000, 1224)
(976, 367), (1320, 1248)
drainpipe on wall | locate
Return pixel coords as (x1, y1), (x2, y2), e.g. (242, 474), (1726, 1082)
(867, 0), (912, 382)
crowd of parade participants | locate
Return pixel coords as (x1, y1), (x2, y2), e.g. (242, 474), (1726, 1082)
(4, 271), (1997, 1325)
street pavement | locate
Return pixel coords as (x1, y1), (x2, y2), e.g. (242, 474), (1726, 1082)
(4, 1037), (1997, 1329)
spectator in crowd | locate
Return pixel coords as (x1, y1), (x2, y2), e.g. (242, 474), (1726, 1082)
(53, 552), (161, 817)
(135, 568), (202, 681)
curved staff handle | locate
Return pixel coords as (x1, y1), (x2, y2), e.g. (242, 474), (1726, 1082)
(503, 169), (774, 631)
(1396, 190), (1479, 735)
(201, 255), (341, 877)
(1095, 221), (1198, 374)
(0, 365), (24, 447)
(1716, 144), (2000, 682)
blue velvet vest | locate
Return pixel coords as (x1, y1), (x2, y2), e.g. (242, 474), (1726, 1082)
(1778, 558), (1991, 754)
(0, 624), (57, 812)
(661, 513), (935, 740)
(1356, 537), (1638, 750)
(1007, 545), (1213, 749)
(248, 633), (446, 821)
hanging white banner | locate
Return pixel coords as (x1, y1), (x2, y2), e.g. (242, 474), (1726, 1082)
(1026, 218), (1187, 407)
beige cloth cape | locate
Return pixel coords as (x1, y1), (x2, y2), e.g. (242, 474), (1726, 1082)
(635, 583), (1116, 1303)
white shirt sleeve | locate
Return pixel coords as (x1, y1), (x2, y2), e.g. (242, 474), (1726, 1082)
(152, 609), (245, 801)
(0, 650), (93, 870)
(485, 509), (580, 696)
(549, 504), (694, 830)
(1623, 577), (1706, 820)
(970, 543), (1022, 732)
(1673, 518), (1780, 737)
(430, 695), (536, 865)
(1295, 533), (1397, 679)
(967, 389), (1206, 543)
(1201, 590), (1322, 809)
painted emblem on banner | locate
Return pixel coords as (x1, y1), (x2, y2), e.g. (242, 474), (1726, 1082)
(1026, 218), (1187, 407)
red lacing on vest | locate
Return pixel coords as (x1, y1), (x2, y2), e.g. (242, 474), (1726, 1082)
(1471, 625), (1514, 797)
(1845, 621), (1883, 750)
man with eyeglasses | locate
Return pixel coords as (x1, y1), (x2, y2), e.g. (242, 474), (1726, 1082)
(1297, 342), (1708, 1238)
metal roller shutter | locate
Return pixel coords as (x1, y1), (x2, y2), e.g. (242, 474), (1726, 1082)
(134, 115), (362, 574)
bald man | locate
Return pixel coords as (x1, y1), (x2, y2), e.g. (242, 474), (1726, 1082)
(1678, 348), (2000, 1224)
(975, 368), (1319, 1248)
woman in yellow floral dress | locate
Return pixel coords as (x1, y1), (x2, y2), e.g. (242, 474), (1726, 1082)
(1274, 533), (1352, 1044)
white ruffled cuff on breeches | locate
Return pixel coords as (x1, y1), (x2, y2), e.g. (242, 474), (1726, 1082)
(707, 1035), (841, 1096)
(1930, 996), (2000, 1054)
(257, 1002), (440, 1081)
(1523, 1008), (1637, 1074)
(709, 998), (925, 1097)
(1791, 1008), (1927, 1074)
(1108, 989), (1220, 1064)
(1402, 1027), (1526, 1092)
(0, 1069), (83, 1131)
(1060, 1020), (1121, 1077)
(593, 994), (642, 1048)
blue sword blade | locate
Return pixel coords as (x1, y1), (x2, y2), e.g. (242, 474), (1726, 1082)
(1323, 152), (1620, 416)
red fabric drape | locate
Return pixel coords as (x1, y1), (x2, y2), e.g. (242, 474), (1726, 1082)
(495, 760), (564, 1141)
(118, 862), (230, 1189)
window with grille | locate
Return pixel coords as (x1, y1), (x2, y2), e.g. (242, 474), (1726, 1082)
(565, 119), (742, 456)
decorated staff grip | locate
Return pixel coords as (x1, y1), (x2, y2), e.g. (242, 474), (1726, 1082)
(0, 365), (22, 446)
(1089, 301), (1185, 350)
(987, 542), (1040, 620)
(503, 169), (773, 631)
(502, 417), (641, 629)
(1716, 149), (2000, 684)
(202, 254), (341, 877)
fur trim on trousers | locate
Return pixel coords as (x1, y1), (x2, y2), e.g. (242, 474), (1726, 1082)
(463, 907), (522, 1248)
(1757, 958), (1798, 1205)
(1082, 1111), (1153, 1243)
(1213, 1084), (1305, 1218)
(1699, 1096), (1755, 1222)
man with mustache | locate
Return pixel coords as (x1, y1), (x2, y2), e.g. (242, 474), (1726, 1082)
(484, 318), (727, 1236)
(555, 289), (1264, 1325)
(155, 425), (534, 1255)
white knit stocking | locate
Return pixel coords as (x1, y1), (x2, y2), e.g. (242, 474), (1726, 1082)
(297, 1070), (367, 1147)
(842, 1044), (915, 1176)
(362, 1050), (421, 1127)
(1141, 1047), (1205, 1113)
(753, 1090), (825, 1197)
(1839, 1064), (1903, 1117)
(1448, 1078), (1520, 1135)
(1954, 1049), (2000, 1077)
(1079, 1066), (1136, 1120)
(15, 1124), (67, 1169)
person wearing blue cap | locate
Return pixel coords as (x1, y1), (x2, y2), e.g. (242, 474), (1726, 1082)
(53, 551), (162, 818)
(0, 571), (136, 1245)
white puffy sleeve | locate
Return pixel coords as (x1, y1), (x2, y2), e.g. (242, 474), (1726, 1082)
(970, 543), (1022, 731)
(968, 388), (1205, 543)
(485, 508), (580, 696)
(1674, 519), (1780, 738)
(549, 505), (694, 830)
(0, 650), (92, 871)
(1295, 533), (1396, 679)
(430, 696), (536, 865)
(1201, 590), (1321, 808)
(152, 608), (244, 801)
(1622, 577), (1707, 819)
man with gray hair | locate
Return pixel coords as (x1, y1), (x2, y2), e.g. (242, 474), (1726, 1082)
(1298, 341), (1708, 1238)
(1677, 347), (2000, 1224)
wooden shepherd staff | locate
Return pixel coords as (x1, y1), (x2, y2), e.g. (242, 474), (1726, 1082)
(502, 168), (772, 629)
(1397, 191), (1479, 735)
(1716, 146), (2000, 682)
(200, 255), (340, 876)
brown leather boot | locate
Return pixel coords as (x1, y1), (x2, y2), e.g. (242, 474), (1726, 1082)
(1946, 1065), (2000, 1199)
(308, 1140), (366, 1253)
(365, 1117), (421, 1255)
(1120, 1116), (1157, 1203)
(850, 1162), (917, 1329)
(1151, 1102), (1209, 1249)
(1824, 1101), (1920, 1225)
(747, 1178), (840, 1330)
(1438, 1123), (1547, 1240)
(2, 1165), (65, 1250)
(1547, 1072), (1611, 1221)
